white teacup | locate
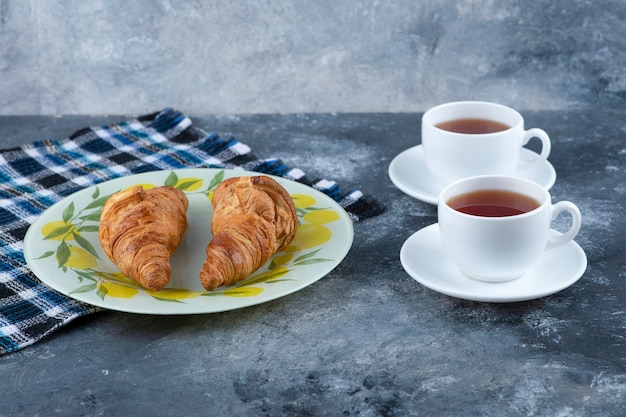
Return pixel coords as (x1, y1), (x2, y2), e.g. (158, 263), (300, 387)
(438, 176), (581, 282)
(422, 101), (551, 186)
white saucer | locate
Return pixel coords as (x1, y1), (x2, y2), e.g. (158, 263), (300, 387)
(400, 224), (587, 303)
(388, 145), (557, 205)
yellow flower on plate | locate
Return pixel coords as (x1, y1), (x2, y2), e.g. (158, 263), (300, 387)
(291, 194), (316, 209)
(271, 253), (294, 267)
(97, 281), (138, 298)
(174, 177), (203, 191)
(95, 271), (136, 286)
(65, 246), (98, 269)
(41, 221), (78, 241)
(303, 209), (340, 224)
(285, 223), (332, 251)
(222, 287), (264, 297)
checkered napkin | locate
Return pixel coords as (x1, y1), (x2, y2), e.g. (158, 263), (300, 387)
(0, 108), (384, 355)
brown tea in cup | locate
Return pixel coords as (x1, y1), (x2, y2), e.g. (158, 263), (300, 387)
(435, 118), (510, 134)
(446, 189), (540, 217)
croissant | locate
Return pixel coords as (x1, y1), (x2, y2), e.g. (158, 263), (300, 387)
(98, 185), (189, 291)
(200, 176), (298, 291)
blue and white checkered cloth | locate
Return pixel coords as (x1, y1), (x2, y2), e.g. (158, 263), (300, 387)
(0, 108), (384, 355)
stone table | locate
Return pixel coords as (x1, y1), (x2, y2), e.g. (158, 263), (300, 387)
(0, 110), (624, 416)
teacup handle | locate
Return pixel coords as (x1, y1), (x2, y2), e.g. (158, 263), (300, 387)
(546, 201), (581, 250)
(522, 128), (551, 162)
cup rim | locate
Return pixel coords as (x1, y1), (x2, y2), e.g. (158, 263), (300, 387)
(423, 101), (523, 136)
(439, 175), (550, 220)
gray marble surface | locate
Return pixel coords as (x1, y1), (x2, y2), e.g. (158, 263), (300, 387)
(1, 0), (626, 115)
(0, 110), (625, 416)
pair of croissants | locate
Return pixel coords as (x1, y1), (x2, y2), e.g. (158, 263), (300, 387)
(98, 175), (298, 292)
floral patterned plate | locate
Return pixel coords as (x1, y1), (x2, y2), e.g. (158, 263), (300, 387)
(23, 168), (354, 314)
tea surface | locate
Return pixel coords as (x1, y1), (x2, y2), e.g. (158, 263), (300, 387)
(447, 189), (540, 217)
(436, 118), (510, 134)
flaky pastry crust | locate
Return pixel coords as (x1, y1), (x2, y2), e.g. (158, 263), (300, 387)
(200, 176), (297, 291)
(98, 185), (188, 291)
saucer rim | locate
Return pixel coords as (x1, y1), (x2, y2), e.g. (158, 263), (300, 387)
(399, 223), (587, 303)
(388, 145), (557, 205)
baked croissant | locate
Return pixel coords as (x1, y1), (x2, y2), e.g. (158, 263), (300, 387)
(200, 176), (298, 291)
(98, 185), (189, 291)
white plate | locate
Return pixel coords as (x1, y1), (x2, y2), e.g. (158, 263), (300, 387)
(400, 224), (587, 303)
(24, 168), (354, 315)
(388, 145), (557, 205)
